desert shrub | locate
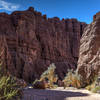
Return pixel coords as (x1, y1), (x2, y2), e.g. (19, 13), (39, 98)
(91, 86), (100, 93)
(40, 63), (58, 88)
(0, 63), (22, 100)
(63, 69), (82, 88)
(0, 75), (21, 100)
(85, 82), (95, 91)
(86, 82), (100, 93)
(85, 75), (100, 93)
(33, 63), (58, 89)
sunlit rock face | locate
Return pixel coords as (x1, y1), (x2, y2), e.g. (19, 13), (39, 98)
(77, 12), (100, 85)
(0, 7), (86, 82)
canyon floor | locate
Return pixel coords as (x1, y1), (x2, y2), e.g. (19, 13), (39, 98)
(22, 87), (100, 100)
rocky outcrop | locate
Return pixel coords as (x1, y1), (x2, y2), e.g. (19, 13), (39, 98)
(0, 35), (14, 73)
(93, 12), (100, 21)
(77, 12), (100, 85)
(0, 7), (86, 82)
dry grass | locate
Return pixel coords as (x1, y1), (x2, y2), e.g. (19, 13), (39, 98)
(0, 63), (22, 100)
(63, 69), (82, 89)
(85, 76), (100, 93)
(33, 63), (58, 89)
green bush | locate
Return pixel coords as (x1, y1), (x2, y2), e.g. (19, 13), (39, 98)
(33, 63), (58, 89)
(63, 69), (82, 88)
(85, 76), (100, 93)
(40, 63), (58, 88)
(85, 82), (95, 91)
(0, 75), (21, 100)
(0, 63), (21, 100)
(91, 86), (100, 93)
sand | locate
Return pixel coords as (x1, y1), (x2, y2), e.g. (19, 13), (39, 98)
(22, 87), (100, 100)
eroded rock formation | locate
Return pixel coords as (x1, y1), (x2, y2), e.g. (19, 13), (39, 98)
(77, 12), (100, 85)
(0, 7), (86, 82)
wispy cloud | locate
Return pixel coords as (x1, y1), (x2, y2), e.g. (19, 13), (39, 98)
(0, 0), (20, 11)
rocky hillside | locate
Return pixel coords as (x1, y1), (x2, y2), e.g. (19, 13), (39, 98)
(77, 12), (100, 85)
(0, 7), (86, 82)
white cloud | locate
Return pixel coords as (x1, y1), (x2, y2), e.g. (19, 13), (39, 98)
(0, 0), (20, 11)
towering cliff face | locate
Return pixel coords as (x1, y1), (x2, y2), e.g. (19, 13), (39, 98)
(77, 12), (100, 85)
(0, 7), (86, 82)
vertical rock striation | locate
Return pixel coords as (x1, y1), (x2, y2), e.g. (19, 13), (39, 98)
(77, 12), (100, 85)
(0, 7), (86, 82)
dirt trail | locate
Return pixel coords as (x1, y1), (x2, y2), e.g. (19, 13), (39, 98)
(22, 87), (100, 100)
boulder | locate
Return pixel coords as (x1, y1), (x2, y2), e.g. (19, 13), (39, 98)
(33, 80), (47, 89)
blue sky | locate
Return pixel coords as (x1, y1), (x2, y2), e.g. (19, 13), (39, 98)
(0, 0), (100, 23)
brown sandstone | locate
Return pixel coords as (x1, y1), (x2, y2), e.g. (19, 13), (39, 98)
(77, 12), (100, 85)
(0, 7), (86, 82)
